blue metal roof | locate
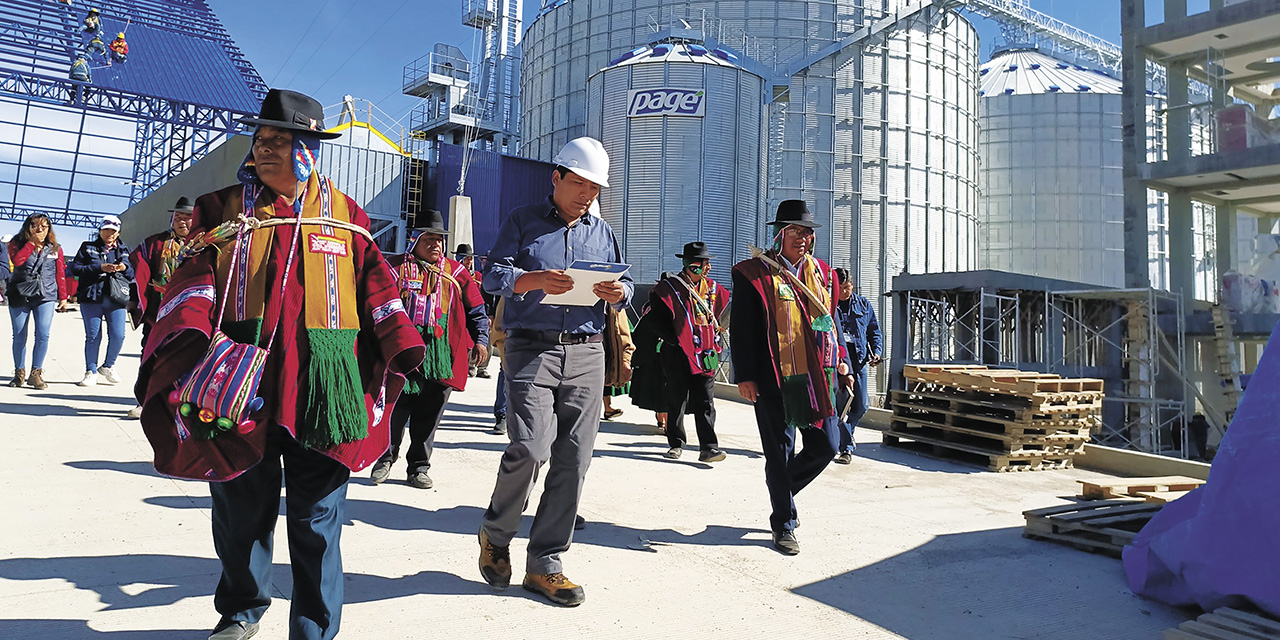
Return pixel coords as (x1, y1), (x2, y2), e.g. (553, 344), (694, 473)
(84, 22), (260, 114)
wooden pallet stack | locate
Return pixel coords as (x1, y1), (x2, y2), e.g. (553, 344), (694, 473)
(886, 364), (1105, 472)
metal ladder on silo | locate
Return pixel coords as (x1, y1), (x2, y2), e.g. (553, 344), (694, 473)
(1210, 303), (1243, 422)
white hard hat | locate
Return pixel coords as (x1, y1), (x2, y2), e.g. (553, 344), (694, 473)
(553, 137), (610, 188)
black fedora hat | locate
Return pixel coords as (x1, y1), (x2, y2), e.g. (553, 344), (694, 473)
(675, 241), (714, 260)
(410, 209), (449, 237)
(767, 199), (821, 229)
(240, 88), (341, 140)
(170, 196), (194, 213)
(454, 243), (474, 257)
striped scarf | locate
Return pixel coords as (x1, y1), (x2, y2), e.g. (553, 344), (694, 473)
(762, 253), (838, 429)
(215, 172), (365, 449)
(397, 256), (457, 387)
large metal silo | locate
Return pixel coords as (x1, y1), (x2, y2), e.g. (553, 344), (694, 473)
(978, 48), (1125, 287)
(586, 43), (764, 285)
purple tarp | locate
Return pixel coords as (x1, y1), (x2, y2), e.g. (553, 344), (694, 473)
(1123, 319), (1280, 616)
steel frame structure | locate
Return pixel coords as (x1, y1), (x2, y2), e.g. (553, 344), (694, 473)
(0, 0), (265, 228)
(904, 286), (1190, 457)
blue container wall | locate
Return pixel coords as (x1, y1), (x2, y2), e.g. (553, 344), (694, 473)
(434, 144), (555, 258)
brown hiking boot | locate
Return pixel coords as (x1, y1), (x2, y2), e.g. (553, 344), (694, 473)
(478, 529), (512, 588)
(27, 368), (47, 390)
(8, 368), (24, 387)
(522, 572), (585, 606)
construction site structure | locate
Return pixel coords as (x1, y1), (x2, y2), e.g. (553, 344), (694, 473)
(890, 270), (1193, 458)
(1, 0), (265, 229)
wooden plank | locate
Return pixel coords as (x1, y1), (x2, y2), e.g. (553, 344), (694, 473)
(893, 388), (1103, 420)
(1178, 620), (1270, 640)
(1213, 609), (1280, 636)
(1136, 490), (1192, 504)
(885, 426), (1081, 459)
(892, 398), (1096, 434)
(889, 419), (1087, 456)
(1194, 614), (1280, 640)
(1077, 476), (1205, 500)
(883, 431), (1077, 472)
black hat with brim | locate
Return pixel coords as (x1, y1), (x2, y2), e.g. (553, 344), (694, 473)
(454, 243), (474, 257)
(767, 199), (821, 229)
(240, 88), (342, 140)
(170, 196), (194, 213)
(410, 209), (449, 237)
(675, 241), (715, 260)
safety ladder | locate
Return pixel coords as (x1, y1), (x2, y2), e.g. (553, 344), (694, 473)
(1210, 303), (1243, 421)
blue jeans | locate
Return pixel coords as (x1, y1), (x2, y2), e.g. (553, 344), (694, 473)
(10, 301), (55, 369)
(211, 426), (349, 640)
(835, 365), (870, 454)
(81, 302), (126, 371)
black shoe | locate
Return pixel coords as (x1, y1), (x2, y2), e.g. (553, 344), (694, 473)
(574, 514), (586, 530)
(698, 448), (726, 463)
(370, 458), (393, 484)
(773, 530), (800, 556)
(477, 368), (491, 378)
(833, 452), (853, 465)
(407, 471), (433, 489)
(491, 416), (507, 435)
(663, 446), (682, 459)
(209, 620), (258, 640)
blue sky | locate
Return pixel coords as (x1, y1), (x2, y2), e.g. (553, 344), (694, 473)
(210, 0), (1132, 135)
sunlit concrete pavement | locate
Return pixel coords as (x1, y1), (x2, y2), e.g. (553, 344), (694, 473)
(0, 309), (1189, 639)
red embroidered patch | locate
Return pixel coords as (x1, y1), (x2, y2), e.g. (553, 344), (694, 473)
(308, 234), (348, 257)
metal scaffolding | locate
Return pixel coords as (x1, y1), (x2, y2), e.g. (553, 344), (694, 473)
(0, 0), (265, 228)
(901, 282), (1190, 457)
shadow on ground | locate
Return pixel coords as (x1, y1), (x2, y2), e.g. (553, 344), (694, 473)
(141, 496), (768, 554)
(0, 402), (126, 418)
(851, 442), (985, 475)
(792, 527), (1191, 639)
(0, 620), (204, 639)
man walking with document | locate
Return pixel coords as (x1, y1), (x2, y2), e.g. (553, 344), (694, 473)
(479, 137), (633, 607)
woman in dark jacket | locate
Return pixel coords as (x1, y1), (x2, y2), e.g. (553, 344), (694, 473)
(6, 214), (69, 389)
(68, 215), (133, 387)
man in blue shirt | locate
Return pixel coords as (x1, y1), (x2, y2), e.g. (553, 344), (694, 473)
(479, 137), (632, 607)
(832, 267), (882, 465)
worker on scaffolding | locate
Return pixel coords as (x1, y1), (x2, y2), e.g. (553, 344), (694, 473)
(109, 32), (127, 63)
(69, 54), (91, 82)
(85, 33), (107, 57)
(82, 8), (100, 33)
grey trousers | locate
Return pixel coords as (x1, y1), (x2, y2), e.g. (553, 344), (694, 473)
(480, 335), (605, 574)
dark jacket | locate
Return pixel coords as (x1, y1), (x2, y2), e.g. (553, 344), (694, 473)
(7, 240), (68, 304)
(837, 294), (882, 367)
(69, 238), (134, 307)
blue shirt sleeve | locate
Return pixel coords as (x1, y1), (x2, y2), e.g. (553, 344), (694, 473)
(482, 208), (528, 301)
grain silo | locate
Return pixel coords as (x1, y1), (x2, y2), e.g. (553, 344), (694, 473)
(585, 43), (764, 285)
(522, 0), (980, 395)
(978, 47), (1125, 287)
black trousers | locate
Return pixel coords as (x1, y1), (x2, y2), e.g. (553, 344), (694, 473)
(665, 372), (718, 451)
(753, 384), (840, 533)
(380, 380), (452, 474)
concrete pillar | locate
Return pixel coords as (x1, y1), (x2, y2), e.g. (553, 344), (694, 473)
(1217, 204), (1235, 278)
(1122, 0), (1151, 288)
(1166, 60), (1197, 301)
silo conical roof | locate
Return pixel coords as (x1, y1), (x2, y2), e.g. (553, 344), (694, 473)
(979, 48), (1121, 97)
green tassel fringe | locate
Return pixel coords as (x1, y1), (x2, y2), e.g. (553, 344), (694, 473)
(223, 318), (263, 346)
(403, 370), (425, 396)
(419, 314), (453, 380)
(301, 328), (367, 449)
(780, 374), (818, 430)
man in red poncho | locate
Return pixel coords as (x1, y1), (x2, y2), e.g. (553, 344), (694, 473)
(368, 213), (489, 489)
(135, 89), (425, 640)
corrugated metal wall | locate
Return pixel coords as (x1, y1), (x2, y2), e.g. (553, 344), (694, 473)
(433, 144), (556, 257)
(587, 56), (764, 285)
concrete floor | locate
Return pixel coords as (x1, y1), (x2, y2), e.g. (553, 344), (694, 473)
(0, 309), (1193, 638)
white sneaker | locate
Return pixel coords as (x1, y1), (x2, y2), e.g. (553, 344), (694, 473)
(126, 405), (143, 419)
(78, 370), (98, 386)
(97, 366), (119, 384)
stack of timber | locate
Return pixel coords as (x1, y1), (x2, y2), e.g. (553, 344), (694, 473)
(1165, 607), (1280, 640)
(887, 364), (1104, 472)
(1078, 476), (1205, 504)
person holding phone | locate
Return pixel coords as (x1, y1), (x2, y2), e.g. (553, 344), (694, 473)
(69, 214), (133, 387)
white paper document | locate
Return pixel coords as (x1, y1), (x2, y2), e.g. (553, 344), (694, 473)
(539, 260), (630, 307)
